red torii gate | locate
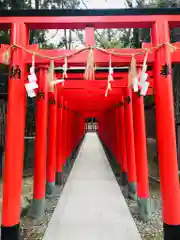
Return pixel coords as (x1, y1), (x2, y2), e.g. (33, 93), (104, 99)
(0, 8), (180, 240)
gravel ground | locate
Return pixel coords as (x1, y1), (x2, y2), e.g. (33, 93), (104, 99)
(119, 179), (163, 240)
(20, 144), (80, 240)
(21, 185), (63, 240)
(104, 144), (163, 240)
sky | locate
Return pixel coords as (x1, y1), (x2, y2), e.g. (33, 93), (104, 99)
(83, 0), (126, 8)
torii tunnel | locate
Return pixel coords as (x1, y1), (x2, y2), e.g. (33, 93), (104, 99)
(0, 8), (180, 240)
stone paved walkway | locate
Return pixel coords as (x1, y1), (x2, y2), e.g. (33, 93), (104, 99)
(43, 133), (141, 240)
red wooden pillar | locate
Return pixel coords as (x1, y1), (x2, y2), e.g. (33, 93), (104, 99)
(65, 107), (69, 162)
(70, 111), (73, 156)
(103, 113), (110, 147)
(56, 90), (64, 185)
(72, 113), (78, 151)
(67, 109), (72, 158)
(97, 117), (100, 136)
(30, 67), (48, 220)
(104, 114), (107, 144)
(73, 114), (77, 149)
(104, 114), (108, 146)
(63, 102), (68, 165)
(77, 116), (80, 144)
(100, 116), (104, 141)
(106, 113), (110, 149)
(152, 21), (180, 239)
(124, 88), (137, 200)
(112, 109), (117, 159)
(132, 92), (150, 221)
(79, 116), (82, 142)
(81, 117), (85, 139)
(112, 111), (115, 156)
(86, 119), (88, 132)
(115, 107), (121, 165)
(1, 23), (28, 240)
(101, 115), (105, 143)
(101, 119), (104, 142)
(98, 117), (101, 139)
(71, 112), (75, 152)
(102, 114), (106, 145)
(46, 89), (57, 197)
(76, 115), (82, 147)
(119, 97), (128, 185)
(108, 111), (113, 154)
(79, 116), (84, 141)
(74, 114), (78, 148)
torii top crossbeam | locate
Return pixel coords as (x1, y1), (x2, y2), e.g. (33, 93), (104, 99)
(1, 8), (180, 28)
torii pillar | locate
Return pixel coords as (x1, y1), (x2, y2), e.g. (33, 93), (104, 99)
(119, 97), (128, 185)
(132, 91), (150, 221)
(124, 88), (137, 200)
(115, 107), (121, 166)
(1, 23), (28, 240)
(63, 102), (68, 166)
(56, 89), (64, 185)
(30, 66), (48, 220)
(152, 21), (180, 239)
(46, 88), (57, 197)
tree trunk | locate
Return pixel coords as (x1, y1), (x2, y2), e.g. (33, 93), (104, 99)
(35, 0), (39, 9)
(64, 30), (68, 49)
(69, 30), (72, 49)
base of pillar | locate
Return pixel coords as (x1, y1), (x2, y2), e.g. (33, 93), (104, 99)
(164, 223), (180, 240)
(128, 182), (137, 200)
(46, 182), (55, 198)
(1, 223), (22, 240)
(28, 198), (45, 220)
(121, 171), (128, 186)
(138, 197), (151, 221)
(55, 172), (63, 185)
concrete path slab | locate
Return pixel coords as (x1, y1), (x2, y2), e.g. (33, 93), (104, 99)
(43, 133), (141, 240)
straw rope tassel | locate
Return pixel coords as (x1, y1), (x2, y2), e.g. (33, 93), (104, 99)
(105, 55), (114, 97)
(31, 54), (35, 73)
(105, 82), (112, 97)
(84, 47), (95, 80)
(63, 57), (68, 79)
(166, 43), (176, 53)
(48, 60), (55, 92)
(142, 50), (148, 74)
(128, 55), (137, 88)
(62, 57), (68, 86)
(108, 54), (114, 83)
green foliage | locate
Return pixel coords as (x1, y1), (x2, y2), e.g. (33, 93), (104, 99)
(0, 0), (81, 48)
(95, 29), (124, 48)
